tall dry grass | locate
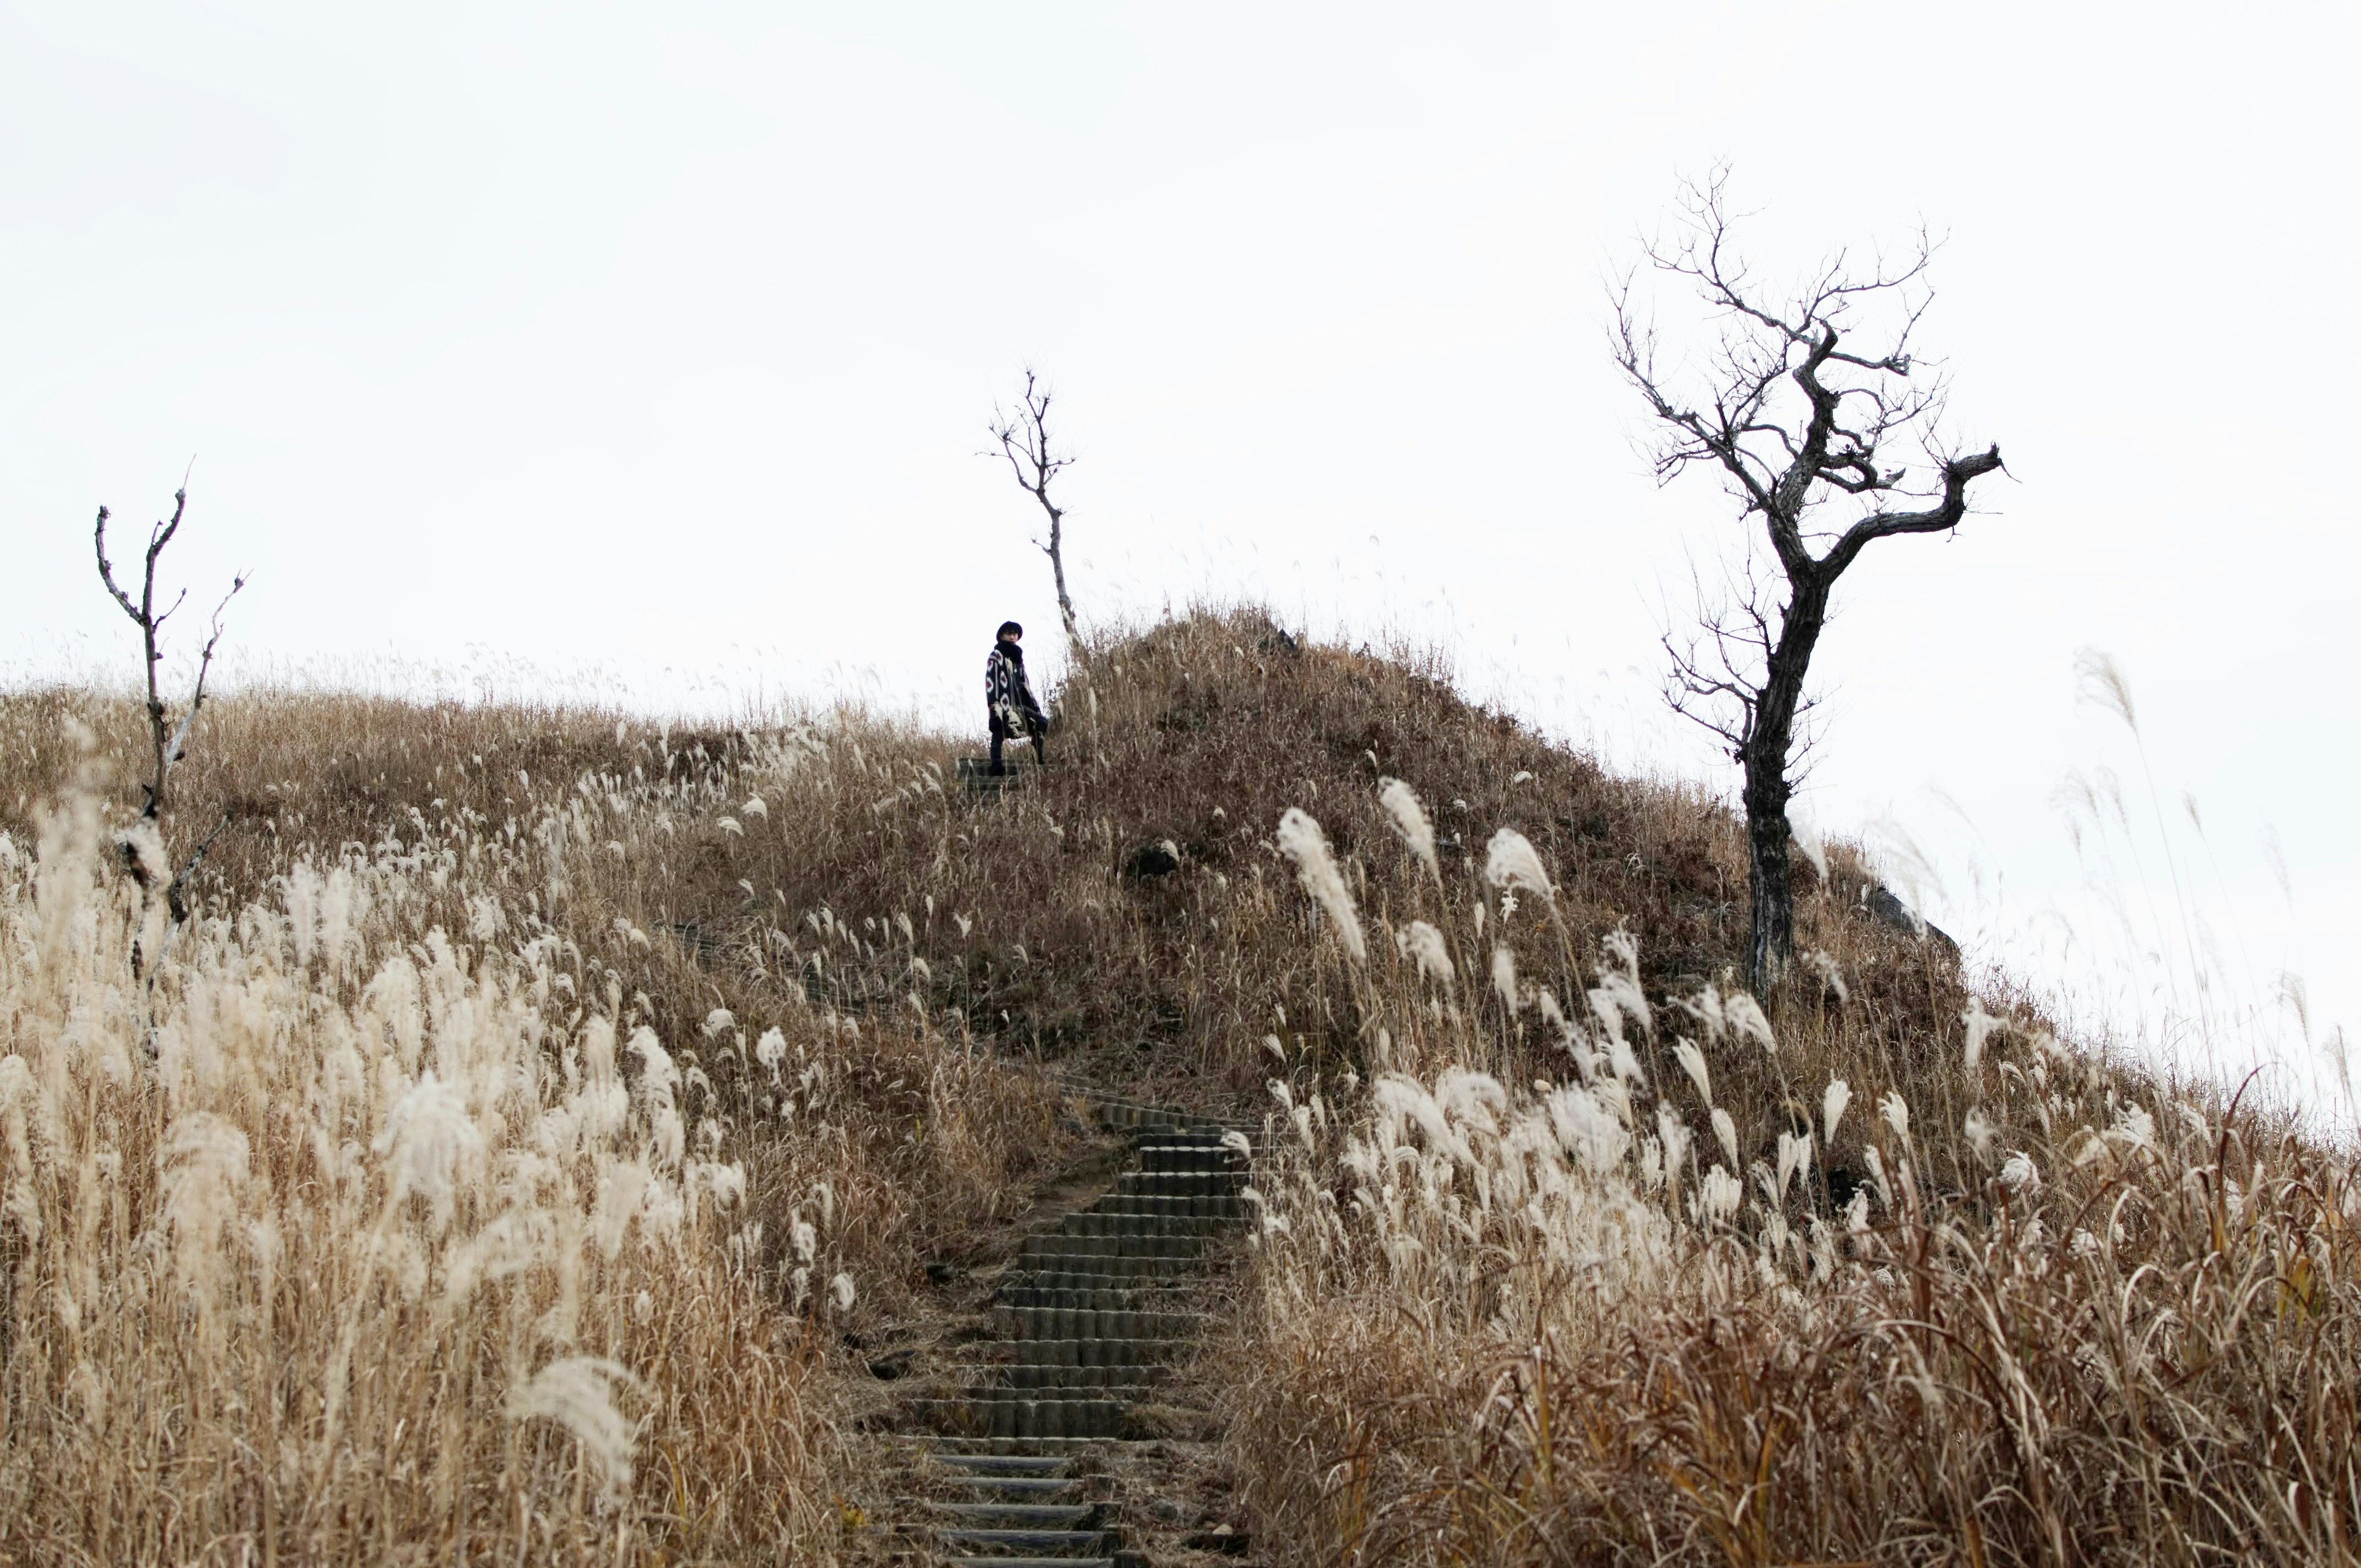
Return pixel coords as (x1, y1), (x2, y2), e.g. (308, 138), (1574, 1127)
(0, 692), (1078, 1562)
(1222, 774), (2361, 1564)
(12, 606), (2333, 1562)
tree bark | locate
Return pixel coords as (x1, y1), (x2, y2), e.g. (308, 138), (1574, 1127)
(1739, 574), (1828, 995)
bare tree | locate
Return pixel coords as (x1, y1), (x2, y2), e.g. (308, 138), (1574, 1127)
(94, 484), (245, 972)
(1615, 175), (2003, 996)
(989, 368), (1082, 650)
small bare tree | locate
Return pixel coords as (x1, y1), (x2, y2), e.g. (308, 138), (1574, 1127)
(94, 485), (245, 973)
(989, 368), (1081, 650)
(1615, 175), (2003, 996)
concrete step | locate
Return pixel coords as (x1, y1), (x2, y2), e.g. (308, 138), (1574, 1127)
(992, 1362), (1169, 1391)
(905, 1396), (1131, 1439)
(1113, 1171), (1246, 1197)
(994, 1284), (1185, 1311)
(1002, 1259), (1202, 1287)
(943, 1559), (1114, 1568)
(1021, 1233), (1209, 1261)
(942, 1475), (1089, 1500)
(1081, 1199), (1246, 1227)
(929, 1452), (1074, 1476)
(995, 1305), (1205, 1340)
(978, 1338), (1176, 1369)
(936, 1530), (1121, 1558)
(1058, 1211), (1239, 1239)
(920, 1502), (1110, 1530)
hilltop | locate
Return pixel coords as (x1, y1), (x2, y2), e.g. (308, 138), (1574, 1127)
(1, 609), (2349, 1565)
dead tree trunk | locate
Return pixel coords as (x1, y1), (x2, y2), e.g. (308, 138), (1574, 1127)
(94, 484), (244, 975)
(1616, 173), (2003, 996)
(990, 368), (1082, 652)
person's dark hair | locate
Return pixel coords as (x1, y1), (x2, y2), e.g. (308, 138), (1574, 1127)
(997, 620), (1024, 641)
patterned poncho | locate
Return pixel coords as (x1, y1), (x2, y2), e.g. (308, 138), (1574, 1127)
(985, 642), (1045, 735)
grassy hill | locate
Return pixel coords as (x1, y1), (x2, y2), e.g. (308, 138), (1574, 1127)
(1, 609), (2351, 1564)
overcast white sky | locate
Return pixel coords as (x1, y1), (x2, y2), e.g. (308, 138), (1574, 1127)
(4, 2), (2354, 1107)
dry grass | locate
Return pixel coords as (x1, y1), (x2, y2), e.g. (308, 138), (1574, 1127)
(4, 606), (2346, 1562)
(0, 688), (1077, 1563)
(1216, 775), (2360, 1563)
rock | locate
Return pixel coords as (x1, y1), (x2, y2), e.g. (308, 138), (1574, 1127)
(866, 1349), (916, 1381)
(1861, 882), (1960, 959)
(1121, 839), (1182, 880)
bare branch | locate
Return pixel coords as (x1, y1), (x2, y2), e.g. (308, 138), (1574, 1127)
(1618, 173), (1997, 994)
(988, 368), (1082, 649)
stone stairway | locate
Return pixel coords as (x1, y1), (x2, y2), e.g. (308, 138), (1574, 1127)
(880, 1090), (1260, 1566)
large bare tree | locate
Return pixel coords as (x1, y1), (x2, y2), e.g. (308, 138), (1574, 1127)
(1615, 175), (2003, 996)
(989, 368), (1082, 651)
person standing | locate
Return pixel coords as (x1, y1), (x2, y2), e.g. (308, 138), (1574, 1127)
(985, 620), (1047, 775)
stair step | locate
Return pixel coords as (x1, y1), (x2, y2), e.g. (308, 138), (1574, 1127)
(1022, 1235), (1208, 1261)
(978, 1338), (1176, 1368)
(937, 1529), (1120, 1554)
(993, 1362), (1169, 1390)
(881, 1085), (1256, 1558)
(1059, 1212), (1238, 1238)
(924, 1502), (1104, 1529)
(1113, 1171), (1246, 1197)
(995, 1306), (1205, 1340)
(944, 1476), (1086, 1499)
(906, 1398), (1131, 1438)
(1086, 1194), (1248, 1219)
(994, 1285), (1182, 1310)
(931, 1452), (1073, 1476)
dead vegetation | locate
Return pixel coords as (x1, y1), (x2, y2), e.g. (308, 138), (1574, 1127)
(2, 606), (2346, 1562)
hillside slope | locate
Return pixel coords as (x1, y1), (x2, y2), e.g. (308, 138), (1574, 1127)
(2, 608), (2351, 1565)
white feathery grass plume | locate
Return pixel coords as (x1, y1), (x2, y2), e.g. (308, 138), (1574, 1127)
(2108, 1103), (2157, 1154)
(702, 1008), (736, 1039)
(1801, 949), (1848, 1005)
(1436, 1069), (1505, 1138)
(1672, 1040), (1712, 1105)
(754, 1027), (786, 1079)
(1697, 1165), (1742, 1225)
(1878, 1090), (1911, 1144)
(1544, 1085), (1627, 1174)
(1275, 808), (1366, 963)
(1605, 1032), (1645, 1087)
(2000, 1150), (2042, 1193)
(2074, 646), (2139, 734)
(1822, 1079), (1853, 1143)
(505, 1356), (646, 1507)
(1792, 818), (1830, 885)
(1655, 1100), (1693, 1184)
(1482, 828), (1554, 904)
(1722, 992), (1776, 1055)
(829, 1272), (856, 1313)
(741, 794), (767, 818)
(1961, 998), (2003, 1075)
(1376, 777), (1439, 883)
(1775, 1130), (1813, 1203)
(1864, 1143), (1892, 1207)
(1395, 921), (1453, 987)
(1372, 1075), (1473, 1165)
(1964, 1108), (1998, 1163)
(1710, 1107), (1739, 1170)
(374, 1071), (484, 1233)
(1673, 984), (1725, 1047)
(1490, 946), (1519, 1012)
(160, 1112), (250, 1288)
